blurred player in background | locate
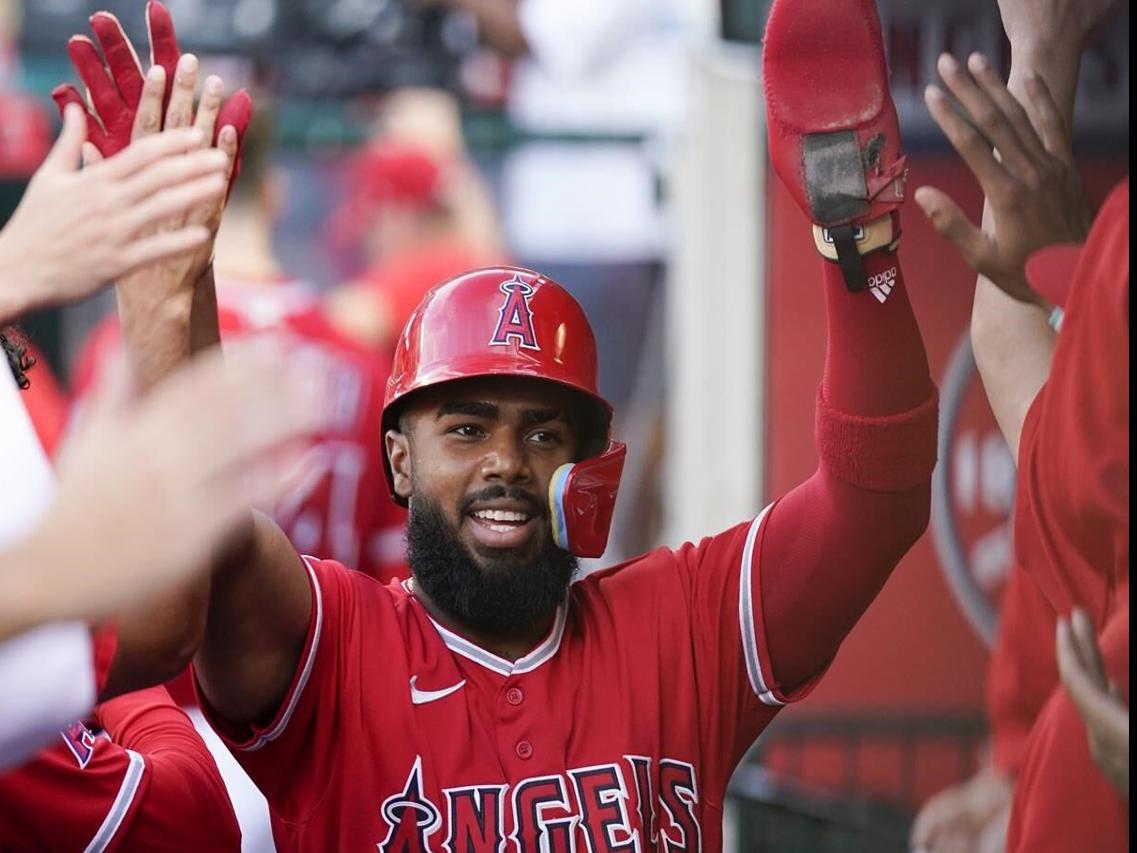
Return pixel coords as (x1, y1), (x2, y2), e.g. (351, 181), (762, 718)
(326, 89), (503, 356)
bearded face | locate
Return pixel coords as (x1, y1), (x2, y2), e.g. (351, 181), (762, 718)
(386, 376), (586, 636)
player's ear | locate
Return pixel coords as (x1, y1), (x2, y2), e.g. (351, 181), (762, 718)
(386, 429), (413, 500)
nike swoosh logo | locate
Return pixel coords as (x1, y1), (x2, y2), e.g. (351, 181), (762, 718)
(410, 676), (467, 705)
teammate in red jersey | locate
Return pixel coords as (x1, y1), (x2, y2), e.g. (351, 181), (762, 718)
(78, 0), (941, 849)
(72, 112), (407, 583)
(0, 687), (240, 851)
(915, 0), (1128, 847)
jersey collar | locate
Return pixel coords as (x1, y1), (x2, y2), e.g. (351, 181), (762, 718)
(405, 580), (568, 677)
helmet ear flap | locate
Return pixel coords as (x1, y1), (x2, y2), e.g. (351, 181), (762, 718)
(548, 442), (626, 558)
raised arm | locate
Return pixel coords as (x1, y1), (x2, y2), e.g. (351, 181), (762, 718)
(755, 0), (938, 695)
(51, 6), (312, 711)
(914, 0), (1118, 457)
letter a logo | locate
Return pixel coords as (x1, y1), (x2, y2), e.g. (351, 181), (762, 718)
(489, 277), (540, 351)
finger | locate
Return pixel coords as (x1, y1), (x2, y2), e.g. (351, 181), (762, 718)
(967, 53), (1050, 168)
(90, 11), (145, 110)
(121, 173), (227, 234)
(81, 142), (104, 168)
(50, 84), (110, 155)
(215, 89), (253, 147)
(98, 126), (204, 179)
(118, 225), (212, 271)
(132, 65), (167, 140)
(66, 36), (124, 131)
(1070, 608), (1108, 687)
(119, 147), (227, 204)
(193, 76), (225, 147)
(164, 54), (198, 130)
(217, 125), (241, 200)
(1057, 618), (1100, 719)
(924, 81), (1014, 198)
(941, 54), (1033, 176)
(1025, 73), (1073, 162)
(147, 0), (182, 104)
(913, 186), (989, 267)
(216, 90), (253, 196)
(41, 103), (88, 173)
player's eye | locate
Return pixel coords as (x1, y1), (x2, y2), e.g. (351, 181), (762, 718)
(527, 428), (564, 447)
(450, 423), (485, 439)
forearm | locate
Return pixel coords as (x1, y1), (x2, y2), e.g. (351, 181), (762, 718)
(970, 23), (1081, 457)
(762, 249), (938, 691)
(102, 267), (216, 698)
(0, 540), (69, 640)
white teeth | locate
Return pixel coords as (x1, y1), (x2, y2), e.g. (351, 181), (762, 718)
(473, 509), (529, 523)
(488, 524), (514, 533)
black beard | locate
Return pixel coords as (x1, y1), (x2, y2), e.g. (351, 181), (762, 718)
(406, 489), (578, 636)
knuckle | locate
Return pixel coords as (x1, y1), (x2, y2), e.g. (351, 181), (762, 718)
(975, 108), (1003, 132)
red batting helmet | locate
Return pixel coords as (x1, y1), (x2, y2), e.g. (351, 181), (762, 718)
(382, 266), (625, 558)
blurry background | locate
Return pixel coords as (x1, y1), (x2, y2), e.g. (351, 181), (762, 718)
(0, 0), (1129, 850)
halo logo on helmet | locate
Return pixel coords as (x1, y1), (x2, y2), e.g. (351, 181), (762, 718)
(489, 277), (539, 351)
(382, 267), (626, 558)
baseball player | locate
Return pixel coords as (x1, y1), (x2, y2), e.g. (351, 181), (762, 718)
(915, 0), (1129, 848)
(0, 686), (240, 851)
(66, 0), (939, 849)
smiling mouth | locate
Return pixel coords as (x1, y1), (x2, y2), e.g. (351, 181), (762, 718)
(469, 508), (532, 533)
(464, 506), (543, 551)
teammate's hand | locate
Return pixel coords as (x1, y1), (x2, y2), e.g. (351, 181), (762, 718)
(51, 1), (251, 206)
(1057, 609), (1129, 796)
(910, 764), (1013, 853)
(914, 53), (1091, 307)
(0, 104), (226, 321)
(13, 344), (327, 626)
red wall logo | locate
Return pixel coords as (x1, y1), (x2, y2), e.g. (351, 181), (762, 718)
(930, 332), (1017, 647)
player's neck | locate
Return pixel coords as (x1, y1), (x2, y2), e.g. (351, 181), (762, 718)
(407, 577), (556, 663)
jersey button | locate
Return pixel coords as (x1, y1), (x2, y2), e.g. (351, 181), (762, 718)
(506, 687), (524, 706)
(516, 740), (534, 760)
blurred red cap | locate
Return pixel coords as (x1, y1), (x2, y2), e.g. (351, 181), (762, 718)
(1025, 243), (1083, 309)
(349, 142), (443, 210)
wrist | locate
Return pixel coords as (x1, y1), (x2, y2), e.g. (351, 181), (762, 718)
(0, 238), (42, 323)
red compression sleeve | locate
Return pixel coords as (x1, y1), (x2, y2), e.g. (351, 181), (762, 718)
(759, 247), (938, 692)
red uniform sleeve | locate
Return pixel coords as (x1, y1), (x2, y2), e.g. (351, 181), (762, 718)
(987, 564), (1059, 777)
(95, 686), (240, 851)
(0, 687), (239, 852)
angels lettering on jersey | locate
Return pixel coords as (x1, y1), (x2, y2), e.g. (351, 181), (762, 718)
(378, 755), (701, 853)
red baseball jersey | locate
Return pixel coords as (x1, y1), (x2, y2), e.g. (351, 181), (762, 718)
(1013, 179), (1129, 623)
(1005, 595), (1129, 853)
(71, 276), (408, 582)
(1005, 179), (1130, 851)
(0, 687), (239, 851)
(197, 506), (825, 852)
(986, 563), (1058, 776)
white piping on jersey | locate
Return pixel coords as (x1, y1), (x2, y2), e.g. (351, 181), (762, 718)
(425, 602), (568, 677)
(244, 556), (325, 751)
(738, 504), (784, 706)
(83, 749), (144, 853)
